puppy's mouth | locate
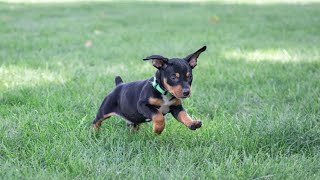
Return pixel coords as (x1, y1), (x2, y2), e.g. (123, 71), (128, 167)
(180, 95), (190, 99)
(171, 92), (190, 99)
(163, 79), (191, 99)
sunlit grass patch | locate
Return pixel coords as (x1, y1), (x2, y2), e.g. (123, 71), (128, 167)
(223, 48), (319, 62)
(1, 0), (320, 4)
(0, 65), (65, 90)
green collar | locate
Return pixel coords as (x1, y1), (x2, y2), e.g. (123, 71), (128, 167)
(151, 77), (173, 98)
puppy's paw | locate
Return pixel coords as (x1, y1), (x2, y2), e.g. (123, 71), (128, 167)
(188, 120), (202, 130)
(92, 123), (101, 130)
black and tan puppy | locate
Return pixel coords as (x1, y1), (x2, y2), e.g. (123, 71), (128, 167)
(93, 46), (207, 134)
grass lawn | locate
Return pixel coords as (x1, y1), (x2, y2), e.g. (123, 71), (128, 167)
(1, 0), (320, 179)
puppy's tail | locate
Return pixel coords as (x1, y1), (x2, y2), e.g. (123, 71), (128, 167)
(115, 76), (123, 86)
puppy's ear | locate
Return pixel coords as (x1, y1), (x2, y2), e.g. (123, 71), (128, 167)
(143, 55), (169, 69)
(184, 46), (207, 69)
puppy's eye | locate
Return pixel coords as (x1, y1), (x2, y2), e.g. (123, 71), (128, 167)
(170, 74), (178, 81)
(187, 74), (193, 81)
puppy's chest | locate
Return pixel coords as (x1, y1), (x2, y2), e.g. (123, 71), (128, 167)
(158, 95), (175, 114)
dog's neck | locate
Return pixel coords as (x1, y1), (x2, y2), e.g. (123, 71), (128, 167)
(152, 71), (173, 98)
(154, 70), (165, 89)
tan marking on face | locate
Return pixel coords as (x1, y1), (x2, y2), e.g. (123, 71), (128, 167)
(152, 111), (165, 134)
(148, 97), (164, 106)
(92, 112), (116, 129)
(177, 111), (194, 127)
(175, 73), (180, 78)
(163, 78), (183, 98)
(186, 72), (190, 77)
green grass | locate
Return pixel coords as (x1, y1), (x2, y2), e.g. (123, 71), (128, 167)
(1, 0), (320, 179)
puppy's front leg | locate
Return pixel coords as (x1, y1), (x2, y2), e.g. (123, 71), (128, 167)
(171, 105), (202, 130)
(151, 112), (165, 134)
(137, 100), (165, 134)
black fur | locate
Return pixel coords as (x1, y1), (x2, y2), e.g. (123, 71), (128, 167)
(115, 76), (123, 86)
(93, 46), (207, 132)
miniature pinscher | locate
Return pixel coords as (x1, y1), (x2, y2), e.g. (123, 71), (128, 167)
(92, 46), (207, 134)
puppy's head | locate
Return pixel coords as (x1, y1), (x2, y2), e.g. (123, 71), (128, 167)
(144, 46), (206, 98)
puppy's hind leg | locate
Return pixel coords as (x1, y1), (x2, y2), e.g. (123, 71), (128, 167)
(92, 112), (116, 129)
(92, 95), (117, 129)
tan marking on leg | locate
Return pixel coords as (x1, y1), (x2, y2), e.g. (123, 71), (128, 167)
(163, 78), (183, 98)
(92, 112), (116, 129)
(148, 97), (164, 106)
(177, 111), (202, 130)
(177, 111), (194, 127)
(152, 111), (165, 134)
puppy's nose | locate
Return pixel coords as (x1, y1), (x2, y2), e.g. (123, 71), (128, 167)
(183, 89), (190, 96)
